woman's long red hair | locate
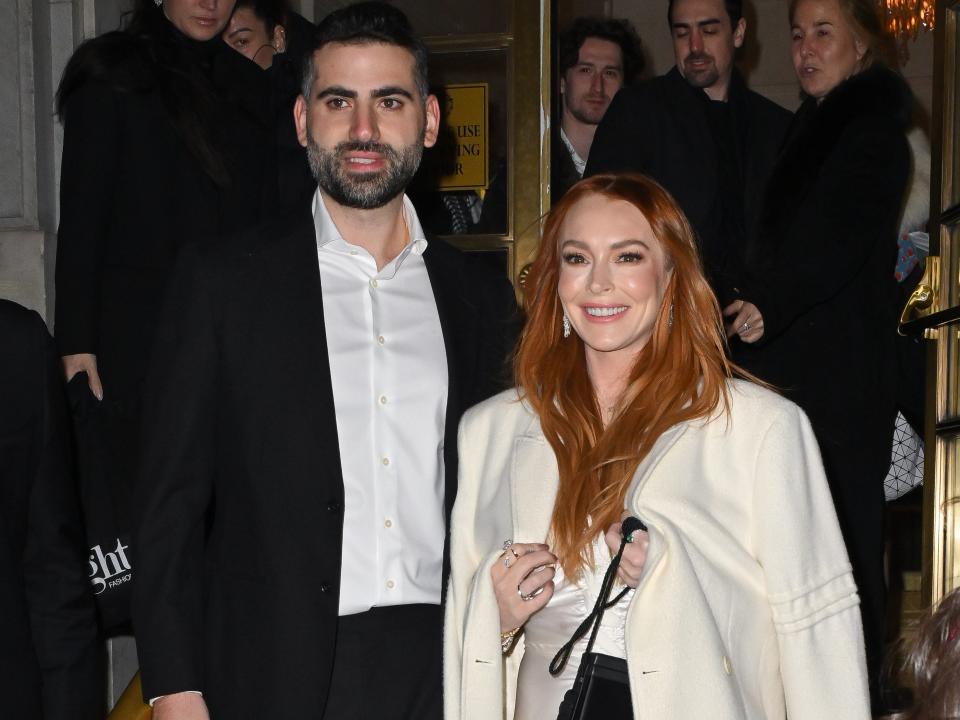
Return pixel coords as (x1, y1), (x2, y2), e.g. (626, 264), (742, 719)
(515, 173), (739, 578)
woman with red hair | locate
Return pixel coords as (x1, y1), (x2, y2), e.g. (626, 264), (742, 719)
(444, 174), (871, 719)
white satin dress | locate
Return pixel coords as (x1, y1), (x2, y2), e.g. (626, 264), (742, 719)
(513, 536), (634, 720)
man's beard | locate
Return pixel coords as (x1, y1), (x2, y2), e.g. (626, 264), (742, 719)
(682, 52), (720, 89)
(306, 133), (424, 210)
(566, 94), (608, 126)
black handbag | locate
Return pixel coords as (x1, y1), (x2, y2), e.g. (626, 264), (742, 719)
(550, 516), (646, 720)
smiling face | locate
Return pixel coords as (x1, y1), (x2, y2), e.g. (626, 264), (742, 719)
(223, 6), (284, 69)
(791, 0), (866, 100)
(557, 194), (672, 373)
(670, 0), (745, 101)
(164, 0), (236, 41)
(294, 41), (440, 210)
(560, 37), (625, 127)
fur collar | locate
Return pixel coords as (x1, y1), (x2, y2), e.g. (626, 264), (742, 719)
(760, 64), (912, 231)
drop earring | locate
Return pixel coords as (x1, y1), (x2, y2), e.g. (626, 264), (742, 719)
(562, 315), (571, 339)
(668, 303), (674, 330)
(154, 0), (162, 6)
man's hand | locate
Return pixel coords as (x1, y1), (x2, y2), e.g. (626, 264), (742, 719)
(723, 300), (765, 344)
(62, 353), (103, 400)
(152, 692), (210, 720)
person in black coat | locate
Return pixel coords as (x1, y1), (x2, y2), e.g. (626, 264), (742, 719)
(0, 300), (102, 720)
(724, 0), (911, 708)
(132, 4), (518, 717)
(222, 0), (316, 216)
(586, 0), (791, 308)
(551, 16), (643, 202)
(54, 0), (274, 596)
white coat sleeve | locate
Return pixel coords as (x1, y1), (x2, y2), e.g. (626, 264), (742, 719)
(751, 404), (871, 720)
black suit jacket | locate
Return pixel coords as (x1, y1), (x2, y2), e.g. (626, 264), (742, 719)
(132, 209), (518, 716)
(586, 67), (791, 306)
(0, 301), (102, 720)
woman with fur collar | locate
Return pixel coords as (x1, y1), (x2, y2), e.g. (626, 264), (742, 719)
(722, 0), (912, 707)
(445, 174), (870, 719)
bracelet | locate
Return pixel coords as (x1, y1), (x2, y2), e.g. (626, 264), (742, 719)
(501, 626), (522, 654)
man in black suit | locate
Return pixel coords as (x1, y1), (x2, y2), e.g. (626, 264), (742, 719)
(133, 4), (517, 719)
(586, 0), (791, 312)
(553, 16), (643, 201)
(0, 300), (102, 720)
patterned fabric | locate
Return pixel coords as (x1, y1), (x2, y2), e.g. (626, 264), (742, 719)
(885, 411), (924, 500)
(894, 231), (929, 282)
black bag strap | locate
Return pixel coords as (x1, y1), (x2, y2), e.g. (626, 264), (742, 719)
(548, 517), (646, 676)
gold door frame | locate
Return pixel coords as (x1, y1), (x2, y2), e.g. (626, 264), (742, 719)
(902, 0), (960, 603)
(926, 0), (960, 603)
(424, 0), (551, 297)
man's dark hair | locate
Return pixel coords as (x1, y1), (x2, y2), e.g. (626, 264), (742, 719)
(667, 0), (743, 26)
(301, 1), (429, 102)
(558, 16), (644, 85)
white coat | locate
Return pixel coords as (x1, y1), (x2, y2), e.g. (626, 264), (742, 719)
(444, 379), (870, 720)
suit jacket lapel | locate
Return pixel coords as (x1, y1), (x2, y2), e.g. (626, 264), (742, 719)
(509, 412), (558, 543)
(625, 421), (688, 501)
(275, 210), (346, 525)
(423, 240), (476, 520)
(507, 414), (688, 546)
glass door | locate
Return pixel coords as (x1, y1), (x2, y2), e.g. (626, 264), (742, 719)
(900, 0), (960, 602)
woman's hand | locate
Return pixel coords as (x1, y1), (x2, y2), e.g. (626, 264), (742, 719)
(723, 300), (765, 344)
(152, 692), (210, 720)
(604, 518), (649, 589)
(62, 352), (103, 400)
(491, 543), (557, 633)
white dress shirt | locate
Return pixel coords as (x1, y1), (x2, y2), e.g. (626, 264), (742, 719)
(560, 127), (586, 177)
(313, 191), (448, 615)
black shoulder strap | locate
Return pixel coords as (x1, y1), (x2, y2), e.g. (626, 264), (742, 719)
(548, 526), (638, 676)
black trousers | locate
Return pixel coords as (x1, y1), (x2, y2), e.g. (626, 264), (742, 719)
(322, 603), (443, 720)
(819, 433), (891, 713)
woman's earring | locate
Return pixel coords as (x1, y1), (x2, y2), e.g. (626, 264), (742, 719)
(562, 314), (571, 339)
(154, 0), (162, 6)
(668, 303), (674, 330)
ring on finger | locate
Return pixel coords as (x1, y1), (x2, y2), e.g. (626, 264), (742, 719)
(740, 321), (750, 332)
(518, 585), (545, 602)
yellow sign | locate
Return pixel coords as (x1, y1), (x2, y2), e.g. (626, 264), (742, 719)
(439, 83), (488, 191)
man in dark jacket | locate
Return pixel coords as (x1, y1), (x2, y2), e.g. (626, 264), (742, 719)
(552, 16), (643, 201)
(0, 300), (102, 720)
(133, 4), (517, 719)
(586, 0), (791, 308)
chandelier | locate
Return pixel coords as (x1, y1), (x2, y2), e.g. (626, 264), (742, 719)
(880, 0), (936, 62)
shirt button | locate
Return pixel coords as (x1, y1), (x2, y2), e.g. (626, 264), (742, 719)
(349, 250), (359, 256)
(722, 655), (732, 675)
(320, 581), (331, 593)
(382, 457), (390, 466)
(384, 519), (393, 528)
(326, 501), (341, 513)
(379, 395), (388, 405)
(386, 580), (395, 589)
(377, 335), (385, 345)
(369, 279), (379, 289)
